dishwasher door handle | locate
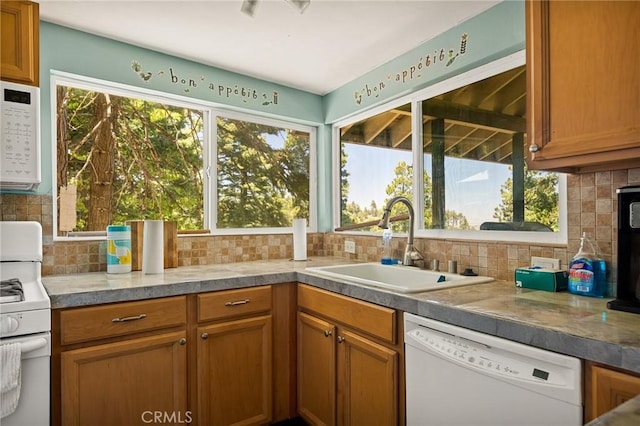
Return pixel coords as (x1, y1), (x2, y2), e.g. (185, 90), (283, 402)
(20, 337), (48, 354)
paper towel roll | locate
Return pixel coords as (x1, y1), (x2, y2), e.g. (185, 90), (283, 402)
(293, 218), (307, 261)
(142, 220), (164, 274)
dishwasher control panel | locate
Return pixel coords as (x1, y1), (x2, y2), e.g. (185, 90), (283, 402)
(407, 327), (564, 386)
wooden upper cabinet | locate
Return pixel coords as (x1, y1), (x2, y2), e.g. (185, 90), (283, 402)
(526, 0), (640, 173)
(1, 1), (39, 86)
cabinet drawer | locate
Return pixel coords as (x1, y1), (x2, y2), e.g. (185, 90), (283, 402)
(298, 284), (396, 344)
(198, 286), (272, 322)
(59, 296), (187, 345)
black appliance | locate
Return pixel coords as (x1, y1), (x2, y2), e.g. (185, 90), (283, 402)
(608, 185), (640, 314)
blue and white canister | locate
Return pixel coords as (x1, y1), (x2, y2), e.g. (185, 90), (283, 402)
(107, 225), (132, 273)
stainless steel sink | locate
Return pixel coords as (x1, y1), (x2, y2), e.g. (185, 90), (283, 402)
(305, 263), (494, 293)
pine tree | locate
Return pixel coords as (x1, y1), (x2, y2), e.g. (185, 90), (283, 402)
(493, 168), (559, 231)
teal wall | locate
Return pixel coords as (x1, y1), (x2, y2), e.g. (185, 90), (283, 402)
(323, 0), (524, 123)
(24, 2), (524, 232)
(36, 21), (324, 196)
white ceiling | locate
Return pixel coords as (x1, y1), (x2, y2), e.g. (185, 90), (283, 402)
(37, 0), (501, 95)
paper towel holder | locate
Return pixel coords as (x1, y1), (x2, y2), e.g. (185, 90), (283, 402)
(142, 219), (164, 274)
(292, 218), (308, 261)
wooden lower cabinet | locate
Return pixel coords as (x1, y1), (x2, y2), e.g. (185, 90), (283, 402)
(297, 313), (398, 426)
(585, 362), (640, 422)
(337, 329), (397, 425)
(297, 312), (337, 425)
(54, 283), (403, 426)
(53, 296), (189, 426)
(297, 284), (401, 426)
(54, 288), (285, 426)
(61, 331), (188, 426)
(196, 315), (273, 426)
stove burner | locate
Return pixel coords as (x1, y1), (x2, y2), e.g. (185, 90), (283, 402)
(0, 278), (24, 303)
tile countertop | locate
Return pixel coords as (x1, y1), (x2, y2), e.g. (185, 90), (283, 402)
(42, 257), (640, 375)
(585, 395), (640, 426)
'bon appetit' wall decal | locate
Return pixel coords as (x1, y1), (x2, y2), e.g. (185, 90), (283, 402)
(354, 33), (469, 105)
(130, 32), (468, 109)
(131, 61), (279, 107)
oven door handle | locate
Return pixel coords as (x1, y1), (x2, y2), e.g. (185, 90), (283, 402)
(20, 337), (48, 354)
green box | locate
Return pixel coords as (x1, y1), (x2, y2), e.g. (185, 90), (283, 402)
(514, 268), (568, 292)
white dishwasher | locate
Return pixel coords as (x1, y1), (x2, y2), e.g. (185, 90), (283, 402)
(404, 313), (582, 426)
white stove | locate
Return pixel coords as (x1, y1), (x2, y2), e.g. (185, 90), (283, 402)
(0, 221), (51, 425)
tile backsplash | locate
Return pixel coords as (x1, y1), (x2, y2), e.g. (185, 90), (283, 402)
(2, 167), (639, 295)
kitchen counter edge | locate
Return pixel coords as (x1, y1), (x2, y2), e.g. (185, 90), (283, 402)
(42, 258), (640, 375)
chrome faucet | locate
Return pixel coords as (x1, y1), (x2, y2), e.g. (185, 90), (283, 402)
(378, 196), (424, 267)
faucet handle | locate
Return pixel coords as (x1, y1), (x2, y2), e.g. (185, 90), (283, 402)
(403, 245), (424, 266)
(410, 246), (424, 261)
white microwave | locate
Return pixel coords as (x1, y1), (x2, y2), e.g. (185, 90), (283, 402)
(1, 81), (41, 191)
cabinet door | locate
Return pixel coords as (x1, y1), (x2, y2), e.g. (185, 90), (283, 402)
(587, 365), (640, 421)
(61, 331), (188, 426)
(526, 0), (640, 172)
(297, 312), (337, 426)
(197, 315), (273, 426)
(1, 1), (39, 86)
(337, 329), (398, 426)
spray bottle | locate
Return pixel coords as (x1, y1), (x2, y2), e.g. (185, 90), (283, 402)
(568, 232), (607, 297)
(381, 229), (394, 265)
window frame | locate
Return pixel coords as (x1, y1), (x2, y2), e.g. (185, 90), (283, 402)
(332, 51), (568, 245)
(210, 108), (318, 236)
(51, 71), (317, 241)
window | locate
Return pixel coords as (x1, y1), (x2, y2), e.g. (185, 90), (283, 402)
(420, 65), (560, 233)
(335, 54), (566, 243)
(53, 74), (314, 238)
(339, 103), (414, 233)
(215, 113), (312, 230)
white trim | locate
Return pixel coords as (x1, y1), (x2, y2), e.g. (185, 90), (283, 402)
(215, 108), (317, 134)
(51, 71), (318, 241)
(331, 95), (414, 131)
(411, 99), (424, 230)
(331, 50), (569, 245)
(211, 226), (312, 236)
(203, 108), (214, 232)
(50, 74), (59, 240)
(332, 124), (342, 229)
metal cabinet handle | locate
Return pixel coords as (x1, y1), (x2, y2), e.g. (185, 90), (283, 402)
(201, 333), (209, 340)
(337, 336), (345, 343)
(225, 299), (250, 306)
(179, 338), (187, 345)
(112, 314), (147, 323)
(324, 330), (332, 337)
